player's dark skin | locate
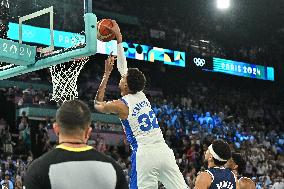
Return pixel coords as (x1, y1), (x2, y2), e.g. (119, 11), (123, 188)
(226, 158), (256, 189)
(94, 20), (130, 120)
(194, 149), (240, 189)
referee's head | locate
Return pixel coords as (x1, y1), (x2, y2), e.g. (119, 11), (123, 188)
(54, 99), (92, 143)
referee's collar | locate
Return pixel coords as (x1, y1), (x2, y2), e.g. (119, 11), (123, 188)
(56, 144), (93, 152)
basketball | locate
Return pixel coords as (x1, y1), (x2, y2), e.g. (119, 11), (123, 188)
(97, 19), (116, 42)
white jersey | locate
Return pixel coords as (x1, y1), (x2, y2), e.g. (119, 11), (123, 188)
(116, 43), (188, 189)
(120, 91), (165, 149)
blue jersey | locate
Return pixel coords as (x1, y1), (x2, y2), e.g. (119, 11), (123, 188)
(206, 167), (237, 189)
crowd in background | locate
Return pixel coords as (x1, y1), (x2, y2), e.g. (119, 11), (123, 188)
(5, 0), (283, 69)
(1, 0), (284, 188)
(1, 77), (283, 189)
(92, 0), (283, 68)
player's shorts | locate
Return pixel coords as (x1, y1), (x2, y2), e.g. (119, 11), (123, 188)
(129, 143), (188, 189)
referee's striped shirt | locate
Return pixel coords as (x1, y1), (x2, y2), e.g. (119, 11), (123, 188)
(24, 144), (129, 189)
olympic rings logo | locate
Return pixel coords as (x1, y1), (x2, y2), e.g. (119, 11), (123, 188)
(23, 30), (34, 38)
(193, 58), (205, 67)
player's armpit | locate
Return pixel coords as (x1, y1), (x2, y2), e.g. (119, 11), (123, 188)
(94, 100), (123, 115)
(194, 172), (212, 189)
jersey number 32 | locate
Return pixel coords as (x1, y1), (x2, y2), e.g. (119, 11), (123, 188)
(138, 110), (159, 131)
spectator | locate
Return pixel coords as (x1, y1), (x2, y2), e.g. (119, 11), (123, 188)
(14, 179), (22, 189)
(0, 173), (13, 189)
(271, 178), (284, 189)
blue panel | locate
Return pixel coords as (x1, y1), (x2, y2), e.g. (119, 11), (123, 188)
(130, 151), (138, 189)
(266, 67), (275, 81)
(8, 23), (52, 46)
(8, 23), (186, 67)
(212, 57), (274, 81)
(0, 38), (36, 65)
(121, 119), (138, 150)
(8, 23), (85, 48)
(0, 13), (97, 80)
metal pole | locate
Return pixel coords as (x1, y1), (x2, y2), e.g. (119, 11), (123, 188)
(84, 0), (92, 14)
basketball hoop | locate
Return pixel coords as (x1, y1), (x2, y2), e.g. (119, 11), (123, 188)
(0, 2), (97, 102)
(38, 32), (90, 105)
(49, 56), (89, 105)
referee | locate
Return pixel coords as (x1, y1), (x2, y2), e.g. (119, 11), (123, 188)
(24, 100), (128, 189)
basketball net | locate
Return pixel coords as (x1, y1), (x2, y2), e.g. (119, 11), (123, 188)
(49, 56), (89, 104)
(41, 33), (89, 105)
(0, 62), (15, 70)
(0, 30), (88, 105)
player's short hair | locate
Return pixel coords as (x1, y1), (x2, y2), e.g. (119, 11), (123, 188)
(126, 68), (146, 94)
(211, 140), (232, 166)
(232, 152), (246, 175)
(56, 99), (91, 135)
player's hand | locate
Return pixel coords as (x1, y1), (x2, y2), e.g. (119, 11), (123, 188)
(104, 52), (117, 75)
(105, 20), (122, 43)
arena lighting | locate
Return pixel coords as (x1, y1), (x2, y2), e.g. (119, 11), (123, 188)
(200, 40), (210, 43)
(216, 0), (230, 9)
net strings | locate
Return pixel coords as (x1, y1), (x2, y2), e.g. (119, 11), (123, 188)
(49, 31), (89, 104)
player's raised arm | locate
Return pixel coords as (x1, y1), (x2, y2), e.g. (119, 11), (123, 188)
(94, 58), (128, 118)
(94, 54), (119, 114)
(105, 20), (128, 76)
(93, 49), (127, 116)
(95, 20), (129, 116)
(94, 53), (115, 102)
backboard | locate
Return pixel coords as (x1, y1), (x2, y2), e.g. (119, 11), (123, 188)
(0, 0), (97, 80)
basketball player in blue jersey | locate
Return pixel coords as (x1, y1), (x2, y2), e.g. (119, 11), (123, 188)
(94, 20), (188, 189)
(226, 153), (256, 189)
(194, 140), (239, 189)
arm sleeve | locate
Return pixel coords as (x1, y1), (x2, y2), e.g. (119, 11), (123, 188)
(117, 43), (128, 76)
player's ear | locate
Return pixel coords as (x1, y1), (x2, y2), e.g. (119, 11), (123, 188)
(124, 76), (128, 87)
(233, 164), (238, 170)
(53, 122), (60, 136)
(85, 126), (92, 141)
(124, 83), (129, 92)
(208, 153), (213, 161)
(123, 81), (128, 87)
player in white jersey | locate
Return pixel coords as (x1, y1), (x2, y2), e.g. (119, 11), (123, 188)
(94, 20), (188, 189)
